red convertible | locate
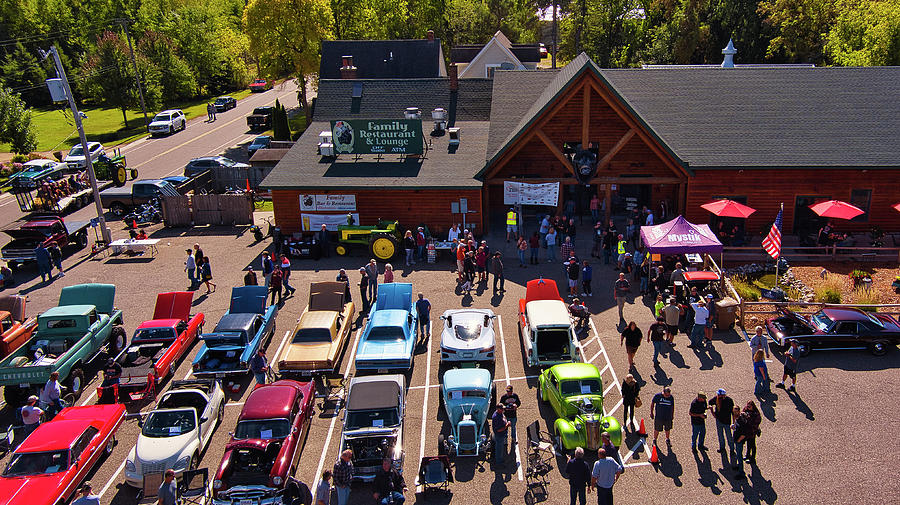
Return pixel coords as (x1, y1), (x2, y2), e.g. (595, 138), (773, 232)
(98, 292), (204, 402)
(0, 403), (125, 505)
(212, 380), (314, 505)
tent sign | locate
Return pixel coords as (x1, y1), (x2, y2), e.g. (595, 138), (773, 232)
(331, 119), (423, 155)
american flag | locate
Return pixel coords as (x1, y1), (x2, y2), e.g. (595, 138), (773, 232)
(762, 208), (783, 259)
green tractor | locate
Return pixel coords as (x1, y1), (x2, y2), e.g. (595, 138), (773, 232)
(335, 219), (402, 260)
(93, 151), (138, 187)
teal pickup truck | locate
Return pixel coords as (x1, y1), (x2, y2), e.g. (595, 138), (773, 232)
(0, 284), (125, 406)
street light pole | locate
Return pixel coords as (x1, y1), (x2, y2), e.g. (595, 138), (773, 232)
(47, 45), (112, 244)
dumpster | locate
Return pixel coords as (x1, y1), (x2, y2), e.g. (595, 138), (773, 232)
(716, 297), (739, 329)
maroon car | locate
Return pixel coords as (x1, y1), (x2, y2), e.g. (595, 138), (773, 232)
(765, 306), (900, 357)
(212, 380), (314, 505)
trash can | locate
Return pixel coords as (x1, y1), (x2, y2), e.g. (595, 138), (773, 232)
(716, 297), (739, 329)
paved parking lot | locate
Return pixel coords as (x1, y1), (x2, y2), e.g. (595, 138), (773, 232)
(1, 218), (898, 505)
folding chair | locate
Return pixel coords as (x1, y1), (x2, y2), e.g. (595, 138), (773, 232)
(524, 421), (553, 495)
(179, 468), (209, 505)
(418, 455), (453, 493)
(317, 374), (348, 411)
(137, 472), (164, 503)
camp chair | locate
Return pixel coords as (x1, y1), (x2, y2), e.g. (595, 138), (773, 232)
(137, 472), (164, 503)
(524, 421), (554, 490)
(317, 373), (348, 411)
(418, 455), (453, 493)
(179, 468), (209, 505)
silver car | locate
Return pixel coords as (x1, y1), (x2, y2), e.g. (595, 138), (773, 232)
(439, 309), (496, 364)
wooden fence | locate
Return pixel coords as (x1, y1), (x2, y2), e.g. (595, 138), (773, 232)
(161, 194), (252, 227)
(723, 245), (900, 264)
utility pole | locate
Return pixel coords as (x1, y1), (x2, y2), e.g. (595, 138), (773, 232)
(115, 18), (148, 126)
(552, 3), (558, 69)
(46, 46), (112, 244)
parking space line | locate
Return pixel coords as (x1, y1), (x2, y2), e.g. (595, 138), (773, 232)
(590, 318), (622, 395)
(588, 350), (603, 364)
(226, 401), (245, 407)
(414, 321), (433, 493)
(312, 327), (362, 493)
(272, 330), (292, 366)
(625, 461), (653, 468)
(604, 382), (616, 395)
(598, 363), (610, 375)
(621, 439), (644, 464)
(496, 315), (523, 482)
(99, 458), (126, 497)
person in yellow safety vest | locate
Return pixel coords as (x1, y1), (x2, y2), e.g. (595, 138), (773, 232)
(506, 208), (518, 243)
(616, 234), (628, 270)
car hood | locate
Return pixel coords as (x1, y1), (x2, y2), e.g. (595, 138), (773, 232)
(440, 328), (494, 351)
(0, 473), (66, 505)
(281, 341), (332, 364)
(136, 432), (195, 464)
(148, 120), (171, 127)
(357, 339), (411, 360)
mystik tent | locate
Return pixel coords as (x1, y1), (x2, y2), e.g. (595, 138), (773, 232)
(640, 215), (723, 254)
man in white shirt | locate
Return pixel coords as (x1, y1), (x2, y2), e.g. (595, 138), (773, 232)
(40, 371), (63, 418)
(448, 224), (460, 242)
(21, 395), (43, 437)
(689, 300), (709, 349)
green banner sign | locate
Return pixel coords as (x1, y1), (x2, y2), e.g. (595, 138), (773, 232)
(331, 119), (424, 155)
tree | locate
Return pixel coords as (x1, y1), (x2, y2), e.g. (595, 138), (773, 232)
(825, 0), (900, 66)
(272, 100), (291, 141)
(79, 31), (145, 126)
(243, 0), (333, 124)
(758, 0), (838, 63)
(0, 87), (38, 155)
(138, 31), (198, 102)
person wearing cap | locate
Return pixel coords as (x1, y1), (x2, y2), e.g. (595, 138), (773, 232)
(647, 315), (667, 366)
(649, 386), (674, 447)
(708, 389), (735, 463)
(491, 403), (510, 465)
(261, 251), (274, 289)
(704, 293), (717, 341)
(72, 481), (100, 505)
(415, 227), (427, 262)
(662, 298), (683, 347)
(689, 392), (709, 452)
(40, 371), (63, 418)
(21, 395), (43, 437)
(506, 207), (518, 242)
(336, 269), (351, 303)
(499, 385), (521, 443)
(688, 298), (709, 349)
(244, 267), (258, 286)
(158, 469), (178, 505)
(101, 357), (122, 388)
(250, 348), (269, 384)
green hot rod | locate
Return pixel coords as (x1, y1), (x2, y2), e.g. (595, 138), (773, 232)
(538, 363), (622, 451)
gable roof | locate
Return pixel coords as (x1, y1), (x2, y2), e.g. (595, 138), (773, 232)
(319, 40), (446, 79)
(485, 68), (559, 160)
(451, 31), (542, 64)
(458, 31), (528, 79)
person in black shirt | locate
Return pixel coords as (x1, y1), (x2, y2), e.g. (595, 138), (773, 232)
(101, 358), (122, 387)
(358, 268), (370, 314)
(620, 321), (642, 369)
(243, 267), (258, 286)
(373, 458), (407, 504)
(499, 385), (521, 443)
(647, 316), (667, 366)
(566, 447), (591, 505)
(336, 269), (351, 303)
(708, 389), (735, 462)
(689, 391), (708, 452)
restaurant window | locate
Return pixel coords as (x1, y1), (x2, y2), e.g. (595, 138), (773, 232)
(849, 189), (872, 223)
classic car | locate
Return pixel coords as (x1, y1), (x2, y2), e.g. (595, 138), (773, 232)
(192, 286), (277, 377)
(538, 363), (622, 451)
(439, 368), (493, 457)
(277, 281), (355, 376)
(766, 306), (900, 356)
(214, 96), (237, 112)
(340, 375), (405, 481)
(439, 309), (496, 365)
(125, 379), (225, 487)
(249, 79), (272, 92)
(248, 135), (271, 159)
(0, 403), (125, 505)
(212, 380), (315, 505)
(354, 283), (416, 372)
(0, 295), (37, 360)
(7, 159), (67, 184)
(518, 279), (578, 367)
(99, 292), (204, 402)
(0, 284), (124, 406)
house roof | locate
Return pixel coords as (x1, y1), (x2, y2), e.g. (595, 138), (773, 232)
(452, 31), (542, 64)
(458, 31), (528, 79)
(485, 68), (559, 160)
(249, 148), (290, 163)
(319, 39), (446, 79)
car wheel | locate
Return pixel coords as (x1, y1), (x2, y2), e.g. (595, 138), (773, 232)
(3, 385), (27, 406)
(190, 452), (199, 470)
(104, 436), (116, 455)
(795, 341), (811, 358)
(537, 384), (545, 403)
(168, 126), (173, 135)
(553, 428), (564, 453)
(108, 326), (126, 354)
(217, 400), (225, 424)
(868, 340), (890, 356)
(110, 202), (127, 217)
(67, 367), (85, 399)
(438, 434), (447, 456)
(180, 120), (186, 131)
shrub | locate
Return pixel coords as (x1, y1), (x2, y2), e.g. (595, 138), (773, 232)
(730, 275), (760, 301)
(853, 288), (880, 311)
(815, 274), (843, 303)
(0, 166), (11, 177)
(10, 154), (27, 163)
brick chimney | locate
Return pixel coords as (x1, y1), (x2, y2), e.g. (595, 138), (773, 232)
(448, 63), (458, 91)
(426, 30), (435, 42)
(340, 55), (357, 79)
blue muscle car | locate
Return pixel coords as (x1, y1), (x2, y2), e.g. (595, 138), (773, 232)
(354, 283), (416, 372)
(439, 368), (493, 457)
(192, 286), (277, 377)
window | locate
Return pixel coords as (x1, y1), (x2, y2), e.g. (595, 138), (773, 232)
(485, 64), (501, 79)
(71, 426), (99, 462)
(849, 189), (872, 222)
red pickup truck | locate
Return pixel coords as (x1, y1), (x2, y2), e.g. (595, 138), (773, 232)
(0, 215), (89, 268)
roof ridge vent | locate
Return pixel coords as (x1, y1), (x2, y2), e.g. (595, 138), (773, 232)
(722, 39), (737, 68)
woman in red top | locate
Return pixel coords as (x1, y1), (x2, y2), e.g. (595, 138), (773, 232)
(456, 242), (467, 282)
(475, 246), (488, 282)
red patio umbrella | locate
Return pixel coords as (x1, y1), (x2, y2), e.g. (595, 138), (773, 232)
(892, 202), (900, 213)
(808, 200), (864, 220)
(700, 199), (757, 218)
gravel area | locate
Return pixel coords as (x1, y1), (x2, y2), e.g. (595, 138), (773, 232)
(791, 263), (900, 305)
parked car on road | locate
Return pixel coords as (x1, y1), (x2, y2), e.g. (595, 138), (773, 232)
(354, 283), (416, 372)
(125, 379), (225, 487)
(63, 142), (105, 169)
(212, 380), (314, 505)
(277, 281), (355, 376)
(249, 79), (272, 92)
(248, 135), (272, 159)
(0, 403), (125, 505)
(214, 96), (237, 112)
(439, 368), (493, 457)
(148, 109), (186, 136)
(0, 215), (89, 267)
(766, 306), (900, 356)
(340, 375), (405, 481)
(538, 363), (622, 451)
(439, 309), (496, 365)
(184, 156), (249, 178)
(518, 278), (578, 367)
(246, 107), (274, 131)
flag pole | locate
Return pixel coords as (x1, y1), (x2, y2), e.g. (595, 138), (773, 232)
(774, 202), (783, 289)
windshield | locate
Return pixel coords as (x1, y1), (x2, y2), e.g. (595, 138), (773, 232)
(3, 450), (69, 476)
(153, 114), (170, 122)
(68, 145), (84, 156)
(142, 410), (196, 437)
(218, 157), (236, 167)
(345, 408), (400, 430)
(292, 328), (332, 343)
(454, 322), (483, 342)
(367, 326), (404, 341)
(448, 389), (486, 399)
(134, 327), (177, 342)
(812, 311), (834, 331)
(234, 418), (291, 440)
(560, 379), (602, 396)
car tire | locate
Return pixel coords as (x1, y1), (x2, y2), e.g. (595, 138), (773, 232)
(217, 400), (225, 425)
(537, 384), (545, 403)
(180, 120), (186, 131)
(795, 341), (811, 358)
(74, 231), (88, 249)
(438, 434), (447, 456)
(168, 126), (173, 135)
(3, 385), (27, 406)
(190, 452), (199, 470)
(110, 202), (127, 217)
(104, 436), (116, 455)
(553, 428), (564, 453)
(868, 340), (890, 356)
(67, 367), (85, 399)
(108, 326), (126, 354)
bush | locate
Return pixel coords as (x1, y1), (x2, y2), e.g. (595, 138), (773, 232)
(730, 276), (760, 301)
(854, 288), (880, 311)
(10, 154), (27, 163)
(815, 274), (843, 303)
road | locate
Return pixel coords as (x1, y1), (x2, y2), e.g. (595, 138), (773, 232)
(0, 81), (300, 236)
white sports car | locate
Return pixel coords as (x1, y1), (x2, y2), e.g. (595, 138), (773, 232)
(439, 309), (496, 364)
(124, 379), (225, 487)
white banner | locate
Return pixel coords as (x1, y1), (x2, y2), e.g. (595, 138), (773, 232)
(503, 181), (560, 206)
(301, 213), (360, 231)
(299, 194), (357, 211)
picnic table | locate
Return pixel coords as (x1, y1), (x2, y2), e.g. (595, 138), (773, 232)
(109, 238), (160, 257)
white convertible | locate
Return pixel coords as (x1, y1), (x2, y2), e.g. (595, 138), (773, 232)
(125, 379), (225, 487)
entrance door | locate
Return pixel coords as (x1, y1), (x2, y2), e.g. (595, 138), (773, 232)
(616, 184), (651, 216)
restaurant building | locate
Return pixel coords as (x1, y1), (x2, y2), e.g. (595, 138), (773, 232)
(262, 50), (900, 238)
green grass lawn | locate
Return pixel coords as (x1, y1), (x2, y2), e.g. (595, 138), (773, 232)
(2, 90), (253, 154)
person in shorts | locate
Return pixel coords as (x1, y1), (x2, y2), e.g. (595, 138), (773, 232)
(663, 297), (683, 346)
(650, 386), (674, 447)
(777, 339), (801, 391)
(704, 293), (716, 341)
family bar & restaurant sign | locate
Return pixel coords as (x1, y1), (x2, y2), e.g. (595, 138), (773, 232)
(331, 119), (424, 155)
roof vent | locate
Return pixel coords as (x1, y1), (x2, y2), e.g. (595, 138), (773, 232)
(721, 39), (737, 68)
(431, 108), (447, 134)
(405, 107), (421, 119)
(318, 130), (334, 157)
(448, 127), (460, 145)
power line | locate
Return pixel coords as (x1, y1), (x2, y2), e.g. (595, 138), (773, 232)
(0, 21), (115, 48)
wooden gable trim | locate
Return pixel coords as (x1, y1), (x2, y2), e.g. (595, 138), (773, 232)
(535, 128), (575, 176)
(582, 84), (591, 146)
(598, 128), (635, 169)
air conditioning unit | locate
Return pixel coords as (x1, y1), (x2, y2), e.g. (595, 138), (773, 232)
(404, 107), (421, 119)
(319, 143), (334, 156)
(319, 130), (333, 144)
(432, 108), (447, 133)
(448, 127), (460, 145)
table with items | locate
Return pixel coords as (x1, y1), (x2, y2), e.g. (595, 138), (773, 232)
(109, 238), (160, 257)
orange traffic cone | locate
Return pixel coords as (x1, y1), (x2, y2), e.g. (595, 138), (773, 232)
(649, 444), (660, 464)
(638, 418), (647, 436)
(132, 219), (137, 229)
